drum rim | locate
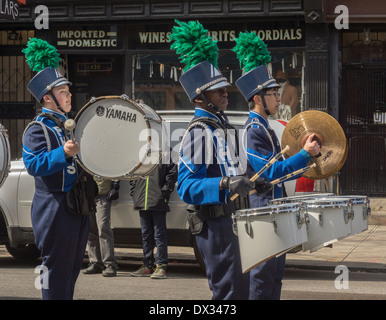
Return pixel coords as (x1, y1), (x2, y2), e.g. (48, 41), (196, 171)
(0, 124), (11, 187)
(235, 202), (302, 217)
(303, 197), (352, 208)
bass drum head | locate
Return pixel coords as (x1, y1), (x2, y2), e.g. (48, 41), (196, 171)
(74, 96), (159, 179)
(0, 123), (11, 188)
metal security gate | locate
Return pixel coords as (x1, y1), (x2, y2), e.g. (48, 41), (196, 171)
(340, 64), (386, 196)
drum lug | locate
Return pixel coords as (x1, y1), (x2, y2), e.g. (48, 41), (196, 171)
(272, 217), (278, 233)
(363, 205), (371, 220)
(245, 217), (253, 238)
(318, 211), (323, 226)
(231, 214), (238, 236)
(120, 94), (130, 101)
(89, 96), (97, 103)
(304, 213), (310, 227)
(296, 212), (302, 229)
(343, 207), (351, 224)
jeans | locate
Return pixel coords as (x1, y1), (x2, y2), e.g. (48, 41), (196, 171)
(139, 210), (168, 268)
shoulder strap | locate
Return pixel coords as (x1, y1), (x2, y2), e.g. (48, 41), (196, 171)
(179, 117), (225, 169)
(22, 120), (52, 152)
(37, 113), (65, 130)
(241, 118), (276, 162)
(22, 113), (68, 152)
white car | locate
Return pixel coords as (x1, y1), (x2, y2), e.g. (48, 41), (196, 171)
(0, 111), (305, 267)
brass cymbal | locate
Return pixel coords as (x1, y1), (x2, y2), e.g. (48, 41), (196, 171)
(281, 110), (347, 180)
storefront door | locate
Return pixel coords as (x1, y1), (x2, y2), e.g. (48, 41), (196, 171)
(340, 64), (386, 196)
(67, 55), (124, 113)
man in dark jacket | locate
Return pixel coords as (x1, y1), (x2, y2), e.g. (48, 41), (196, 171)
(130, 162), (177, 279)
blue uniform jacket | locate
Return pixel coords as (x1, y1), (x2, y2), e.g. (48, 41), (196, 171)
(244, 110), (311, 205)
(23, 108), (77, 192)
(177, 107), (243, 206)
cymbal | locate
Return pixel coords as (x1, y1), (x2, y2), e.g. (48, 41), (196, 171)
(281, 110), (347, 180)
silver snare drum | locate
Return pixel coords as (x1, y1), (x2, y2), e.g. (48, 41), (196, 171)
(74, 95), (164, 180)
(234, 203), (308, 273)
(0, 123), (11, 188)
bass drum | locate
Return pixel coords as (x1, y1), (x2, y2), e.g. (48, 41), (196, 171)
(0, 123), (11, 188)
(74, 95), (165, 180)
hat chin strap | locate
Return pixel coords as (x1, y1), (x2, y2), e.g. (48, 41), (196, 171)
(259, 92), (271, 116)
(48, 90), (66, 114)
(199, 93), (219, 113)
(199, 93), (230, 123)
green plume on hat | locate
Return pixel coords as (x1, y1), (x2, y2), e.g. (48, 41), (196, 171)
(169, 20), (218, 72)
(22, 38), (61, 72)
(232, 31), (271, 73)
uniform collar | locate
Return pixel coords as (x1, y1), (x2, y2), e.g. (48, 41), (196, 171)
(194, 107), (222, 123)
(248, 110), (270, 129)
(42, 107), (68, 121)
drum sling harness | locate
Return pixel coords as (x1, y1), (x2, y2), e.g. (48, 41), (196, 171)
(181, 117), (249, 235)
(23, 113), (98, 216)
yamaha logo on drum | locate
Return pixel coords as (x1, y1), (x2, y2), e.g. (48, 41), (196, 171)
(96, 106), (105, 117)
(100, 105), (137, 123)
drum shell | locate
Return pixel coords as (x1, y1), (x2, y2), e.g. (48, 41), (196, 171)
(234, 203), (308, 273)
(301, 198), (352, 252)
(335, 196), (369, 235)
(74, 96), (164, 180)
(0, 123), (11, 188)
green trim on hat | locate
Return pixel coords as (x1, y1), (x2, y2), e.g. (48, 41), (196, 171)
(232, 31), (271, 73)
(22, 38), (61, 72)
(169, 20), (219, 72)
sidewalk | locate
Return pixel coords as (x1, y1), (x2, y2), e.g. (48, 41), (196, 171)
(114, 225), (386, 273)
(285, 225), (386, 273)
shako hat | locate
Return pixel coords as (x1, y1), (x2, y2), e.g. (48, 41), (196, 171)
(233, 31), (279, 102)
(169, 20), (230, 102)
(23, 38), (71, 102)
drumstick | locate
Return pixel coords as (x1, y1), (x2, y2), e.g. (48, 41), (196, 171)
(270, 163), (316, 185)
(230, 145), (290, 201)
(64, 119), (76, 142)
(248, 163), (317, 196)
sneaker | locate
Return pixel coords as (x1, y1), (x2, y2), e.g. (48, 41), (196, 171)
(130, 265), (153, 277)
(83, 263), (103, 275)
(150, 265), (167, 279)
(102, 263), (117, 277)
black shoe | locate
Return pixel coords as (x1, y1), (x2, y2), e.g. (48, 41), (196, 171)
(83, 263), (103, 274)
(102, 263), (117, 277)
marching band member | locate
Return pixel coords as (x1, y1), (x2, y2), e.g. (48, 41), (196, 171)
(22, 39), (89, 299)
(170, 20), (270, 300)
(233, 32), (321, 300)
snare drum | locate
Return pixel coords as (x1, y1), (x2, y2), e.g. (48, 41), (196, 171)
(74, 95), (165, 180)
(0, 123), (11, 188)
(301, 197), (352, 252)
(234, 203), (308, 273)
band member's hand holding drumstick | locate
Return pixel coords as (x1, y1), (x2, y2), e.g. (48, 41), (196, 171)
(64, 119), (79, 158)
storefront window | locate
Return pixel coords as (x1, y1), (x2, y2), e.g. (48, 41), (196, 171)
(133, 50), (305, 119)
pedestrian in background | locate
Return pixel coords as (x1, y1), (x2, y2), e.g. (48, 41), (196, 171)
(83, 179), (119, 277)
(130, 162), (177, 279)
